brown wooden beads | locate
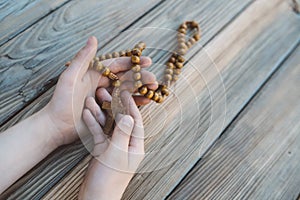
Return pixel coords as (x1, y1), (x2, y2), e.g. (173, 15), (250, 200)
(65, 21), (201, 104)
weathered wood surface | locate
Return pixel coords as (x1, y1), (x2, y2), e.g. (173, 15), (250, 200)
(2, 1), (255, 198)
(0, 0), (162, 126)
(168, 45), (300, 200)
(0, 0), (71, 46)
(0, 0), (299, 199)
(43, 0), (299, 199)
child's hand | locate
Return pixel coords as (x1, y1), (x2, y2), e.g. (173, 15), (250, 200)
(79, 90), (144, 200)
(42, 36), (156, 146)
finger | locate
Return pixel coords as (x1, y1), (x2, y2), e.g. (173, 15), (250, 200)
(101, 56), (152, 74)
(110, 114), (134, 150)
(96, 88), (112, 104)
(66, 36), (98, 79)
(83, 109), (106, 144)
(133, 96), (151, 106)
(85, 97), (106, 126)
(121, 91), (144, 151)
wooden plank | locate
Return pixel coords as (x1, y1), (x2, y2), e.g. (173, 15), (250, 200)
(168, 45), (300, 200)
(0, 0), (162, 126)
(43, 0), (300, 199)
(0, 0), (71, 46)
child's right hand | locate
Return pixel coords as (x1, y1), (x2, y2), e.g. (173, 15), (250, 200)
(79, 89), (144, 200)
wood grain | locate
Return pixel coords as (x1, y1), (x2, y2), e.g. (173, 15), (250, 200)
(0, 0), (71, 46)
(0, 0), (162, 126)
(42, 0), (300, 199)
(168, 45), (300, 200)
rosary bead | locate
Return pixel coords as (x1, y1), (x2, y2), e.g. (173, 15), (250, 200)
(112, 52), (119, 58)
(165, 69), (173, 75)
(191, 21), (198, 28)
(152, 92), (160, 101)
(177, 55), (185, 63)
(189, 37), (196, 45)
(102, 67), (111, 76)
(177, 48), (187, 56)
(119, 50), (126, 57)
(175, 61), (183, 68)
(112, 80), (121, 87)
(126, 49), (132, 56)
(138, 86), (148, 95)
(173, 75), (179, 81)
(132, 64), (141, 72)
(99, 55), (106, 61)
(131, 55), (140, 64)
(169, 56), (176, 63)
(133, 72), (141, 81)
(93, 61), (103, 71)
(105, 53), (112, 59)
(178, 42), (187, 49)
(178, 28), (186, 34)
(186, 41), (192, 48)
(164, 74), (172, 81)
(178, 37), (186, 43)
(166, 62), (175, 69)
(177, 33), (185, 39)
(138, 42), (146, 50)
(193, 33), (201, 41)
(108, 72), (118, 80)
(132, 48), (142, 56)
(173, 68), (181, 75)
(134, 80), (143, 89)
(180, 23), (187, 29)
(161, 88), (170, 96)
(94, 57), (99, 62)
(145, 90), (154, 99)
(157, 95), (165, 103)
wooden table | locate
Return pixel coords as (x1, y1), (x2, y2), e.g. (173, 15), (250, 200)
(1, 0), (299, 199)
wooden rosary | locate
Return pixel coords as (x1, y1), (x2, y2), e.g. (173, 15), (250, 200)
(67, 21), (201, 135)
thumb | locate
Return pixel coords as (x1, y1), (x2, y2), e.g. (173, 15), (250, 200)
(66, 36), (98, 79)
(111, 114), (134, 150)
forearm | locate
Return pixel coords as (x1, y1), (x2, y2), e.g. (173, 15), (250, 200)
(0, 108), (59, 193)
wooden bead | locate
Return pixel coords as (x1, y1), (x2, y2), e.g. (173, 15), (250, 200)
(105, 53), (112, 59)
(180, 23), (187, 29)
(94, 61), (104, 71)
(138, 42), (146, 50)
(173, 75), (179, 81)
(177, 33), (185, 39)
(193, 33), (201, 41)
(174, 69), (181, 75)
(132, 65), (141, 72)
(126, 49), (132, 56)
(139, 86), (148, 95)
(175, 61), (183, 68)
(177, 55), (185, 63)
(161, 88), (170, 96)
(133, 72), (141, 80)
(191, 21), (198, 28)
(178, 37), (186, 43)
(112, 80), (121, 87)
(134, 80), (143, 89)
(131, 55), (140, 64)
(99, 55), (106, 61)
(157, 95), (165, 103)
(164, 74), (172, 81)
(189, 37), (196, 45)
(152, 92), (160, 101)
(178, 48), (186, 55)
(145, 90), (154, 99)
(165, 69), (173, 75)
(135, 44), (143, 50)
(119, 50), (126, 57)
(112, 52), (119, 58)
(132, 48), (142, 56)
(94, 57), (99, 62)
(166, 62), (175, 69)
(169, 56), (176, 63)
(178, 28), (186, 34)
(102, 67), (110, 76)
(186, 41), (192, 48)
(178, 42), (187, 49)
(108, 72), (118, 80)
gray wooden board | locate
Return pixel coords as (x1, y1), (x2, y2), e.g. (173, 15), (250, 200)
(0, 0), (71, 46)
(168, 44), (300, 200)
